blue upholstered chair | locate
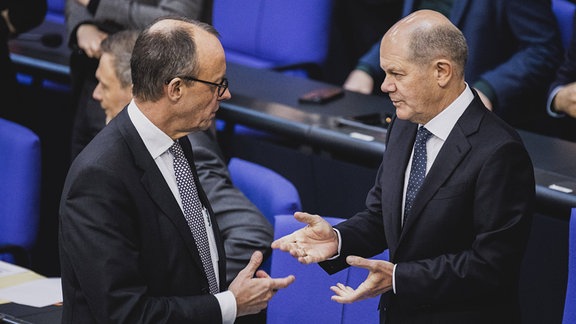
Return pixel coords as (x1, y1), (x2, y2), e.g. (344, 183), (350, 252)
(0, 118), (41, 266)
(228, 157), (301, 227)
(564, 208), (576, 323)
(268, 215), (389, 324)
(212, 0), (334, 79)
(553, 0), (576, 49)
(268, 215), (347, 324)
(227, 158), (301, 273)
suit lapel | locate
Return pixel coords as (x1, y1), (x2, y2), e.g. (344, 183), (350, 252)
(115, 111), (208, 277)
(381, 118), (418, 248)
(399, 95), (485, 239)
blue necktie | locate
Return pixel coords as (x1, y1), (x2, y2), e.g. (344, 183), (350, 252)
(403, 127), (432, 226)
(170, 141), (219, 294)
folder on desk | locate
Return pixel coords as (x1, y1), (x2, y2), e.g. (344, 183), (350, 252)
(0, 261), (62, 307)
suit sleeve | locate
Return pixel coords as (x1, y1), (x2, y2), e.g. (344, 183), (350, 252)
(549, 10), (576, 94)
(480, 0), (563, 110)
(93, 0), (205, 30)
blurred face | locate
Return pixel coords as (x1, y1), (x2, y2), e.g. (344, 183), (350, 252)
(379, 35), (442, 125)
(92, 53), (133, 124)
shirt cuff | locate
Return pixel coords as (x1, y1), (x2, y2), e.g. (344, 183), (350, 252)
(547, 86), (566, 118)
(327, 228), (342, 260)
(215, 291), (237, 324)
(392, 263), (397, 294)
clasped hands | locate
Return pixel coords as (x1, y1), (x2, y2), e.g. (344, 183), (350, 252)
(271, 212), (394, 304)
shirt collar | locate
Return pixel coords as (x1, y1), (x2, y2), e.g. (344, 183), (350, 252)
(127, 100), (175, 159)
(423, 83), (474, 141)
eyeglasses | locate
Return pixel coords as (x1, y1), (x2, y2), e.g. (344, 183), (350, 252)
(170, 76), (229, 98)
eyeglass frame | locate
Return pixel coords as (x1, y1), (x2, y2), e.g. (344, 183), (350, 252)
(166, 76), (229, 98)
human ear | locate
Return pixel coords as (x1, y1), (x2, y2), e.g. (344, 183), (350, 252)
(165, 78), (184, 101)
(435, 59), (452, 87)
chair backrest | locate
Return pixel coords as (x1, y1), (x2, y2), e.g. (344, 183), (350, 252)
(228, 158), (301, 227)
(564, 208), (576, 323)
(0, 118), (41, 266)
(553, 0), (576, 49)
(268, 214), (388, 324)
(212, 0), (334, 78)
(46, 0), (65, 22)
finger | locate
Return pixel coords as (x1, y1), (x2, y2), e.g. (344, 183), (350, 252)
(238, 251), (263, 277)
(255, 269), (270, 279)
(293, 211), (318, 225)
(270, 275), (296, 290)
(271, 233), (296, 249)
(346, 255), (373, 270)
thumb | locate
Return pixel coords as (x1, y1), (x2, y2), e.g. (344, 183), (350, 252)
(294, 211), (320, 226)
(239, 251), (263, 278)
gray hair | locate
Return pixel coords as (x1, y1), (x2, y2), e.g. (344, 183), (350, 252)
(409, 24), (468, 78)
(100, 30), (139, 88)
(130, 16), (219, 102)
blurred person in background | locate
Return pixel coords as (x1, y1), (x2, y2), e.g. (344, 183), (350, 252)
(547, 9), (576, 142)
(0, 0), (47, 120)
(343, 0), (563, 135)
(65, 0), (211, 159)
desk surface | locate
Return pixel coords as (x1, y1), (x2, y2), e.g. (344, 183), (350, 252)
(9, 20), (576, 215)
(8, 17), (71, 83)
(222, 63), (576, 214)
(0, 303), (61, 324)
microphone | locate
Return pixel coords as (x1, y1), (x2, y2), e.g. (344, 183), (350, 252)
(16, 33), (63, 48)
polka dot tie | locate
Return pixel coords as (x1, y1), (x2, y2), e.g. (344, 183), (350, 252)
(403, 127), (432, 226)
(169, 141), (219, 294)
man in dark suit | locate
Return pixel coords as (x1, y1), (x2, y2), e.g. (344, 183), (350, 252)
(273, 10), (534, 323)
(343, 0), (563, 135)
(88, 29), (275, 292)
(59, 16), (294, 323)
(547, 9), (576, 142)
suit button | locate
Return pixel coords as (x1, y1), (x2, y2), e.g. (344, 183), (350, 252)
(201, 287), (209, 294)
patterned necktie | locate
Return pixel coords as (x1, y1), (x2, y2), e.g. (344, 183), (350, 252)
(169, 141), (219, 294)
(403, 126), (433, 226)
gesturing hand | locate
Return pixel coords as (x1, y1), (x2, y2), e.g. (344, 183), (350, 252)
(229, 251), (295, 317)
(330, 256), (394, 304)
(271, 212), (339, 264)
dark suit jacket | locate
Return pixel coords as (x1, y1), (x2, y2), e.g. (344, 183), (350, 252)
(358, 0), (563, 130)
(321, 94), (535, 323)
(59, 109), (227, 323)
(548, 10), (576, 141)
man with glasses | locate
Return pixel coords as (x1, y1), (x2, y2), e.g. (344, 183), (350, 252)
(59, 17), (295, 323)
(89, 31), (274, 324)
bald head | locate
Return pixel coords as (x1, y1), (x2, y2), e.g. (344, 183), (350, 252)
(382, 9), (467, 78)
(131, 16), (221, 102)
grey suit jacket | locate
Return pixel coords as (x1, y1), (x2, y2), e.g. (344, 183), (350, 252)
(188, 131), (273, 284)
(321, 94), (535, 323)
(65, 0), (206, 42)
(59, 109), (227, 323)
